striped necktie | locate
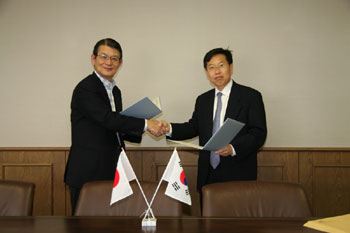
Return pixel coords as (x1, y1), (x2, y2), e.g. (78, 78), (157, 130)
(210, 92), (222, 169)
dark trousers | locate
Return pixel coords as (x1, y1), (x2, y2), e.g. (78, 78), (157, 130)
(69, 186), (81, 215)
(206, 162), (226, 184)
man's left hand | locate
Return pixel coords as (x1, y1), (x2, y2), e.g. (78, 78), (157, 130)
(215, 145), (233, 157)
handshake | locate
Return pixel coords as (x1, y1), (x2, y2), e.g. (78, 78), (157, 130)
(146, 119), (171, 137)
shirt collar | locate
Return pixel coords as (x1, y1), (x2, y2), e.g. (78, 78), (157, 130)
(94, 70), (116, 91)
(215, 79), (233, 97)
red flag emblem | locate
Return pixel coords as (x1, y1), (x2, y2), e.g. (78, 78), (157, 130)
(113, 169), (120, 188)
(180, 170), (187, 186)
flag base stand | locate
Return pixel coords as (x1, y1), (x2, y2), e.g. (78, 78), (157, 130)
(142, 217), (157, 227)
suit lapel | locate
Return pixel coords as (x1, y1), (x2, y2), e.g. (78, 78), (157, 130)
(90, 72), (122, 112)
(225, 81), (242, 120)
(205, 89), (215, 136)
(113, 86), (122, 112)
(90, 73), (110, 106)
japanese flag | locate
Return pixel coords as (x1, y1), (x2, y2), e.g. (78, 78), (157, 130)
(162, 148), (191, 205)
(110, 150), (137, 205)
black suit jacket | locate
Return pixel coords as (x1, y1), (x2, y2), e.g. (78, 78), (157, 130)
(64, 73), (145, 188)
(169, 80), (267, 190)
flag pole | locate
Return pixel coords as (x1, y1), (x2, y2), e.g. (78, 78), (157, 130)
(144, 147), (178, 218)
(134, 177), (155, 219)
(143, 147), (173, 220)
(143, 177), (163, 221)
(120, 148), (155, 219)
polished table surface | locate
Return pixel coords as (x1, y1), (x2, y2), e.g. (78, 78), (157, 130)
(0, 216), (322, 233)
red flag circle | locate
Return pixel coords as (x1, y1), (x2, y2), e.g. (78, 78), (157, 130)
(180, 170), (187, 186)
(113, 170), (120, 188)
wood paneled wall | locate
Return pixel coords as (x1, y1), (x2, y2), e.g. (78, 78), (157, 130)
(0, 148), (67, 215)
(1, 147), (350, 217)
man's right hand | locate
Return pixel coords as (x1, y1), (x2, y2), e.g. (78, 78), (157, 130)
(147, 119), (162, 136)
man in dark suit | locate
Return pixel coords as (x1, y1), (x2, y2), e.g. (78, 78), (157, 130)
(64, 38), (161, 214)
(160, 48), (267, 193)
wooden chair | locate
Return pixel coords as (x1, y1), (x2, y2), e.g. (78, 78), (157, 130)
(75, 180), (182, 216)
(202, 181), (312, 217)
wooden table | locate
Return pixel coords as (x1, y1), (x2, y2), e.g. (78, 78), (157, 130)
(0, 216), (322, 233)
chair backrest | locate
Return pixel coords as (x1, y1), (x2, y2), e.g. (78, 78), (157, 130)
(0, 179), (35, 216)
(75, 180), (182, 216)
(202, 181), (312, 217)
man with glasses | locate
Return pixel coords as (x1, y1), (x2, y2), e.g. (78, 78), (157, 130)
(64, 38), (161, 214)
(160, 48), (267, 202)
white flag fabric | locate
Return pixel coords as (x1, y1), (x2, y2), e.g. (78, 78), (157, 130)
(110, 150), (137, 205)
(162, 148), (191, 205)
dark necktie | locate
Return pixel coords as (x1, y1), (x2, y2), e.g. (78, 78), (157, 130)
(210, 92), (222, 169)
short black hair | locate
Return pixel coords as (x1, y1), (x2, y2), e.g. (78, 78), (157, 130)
(203, 48), (233, 69)
(93, 38), (123, 60)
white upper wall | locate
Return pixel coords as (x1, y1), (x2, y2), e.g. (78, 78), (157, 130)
(0, 0), (349, 147)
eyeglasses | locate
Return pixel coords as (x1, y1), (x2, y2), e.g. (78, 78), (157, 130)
(97, 54), (120, 63)
(207, 63), (227, 72)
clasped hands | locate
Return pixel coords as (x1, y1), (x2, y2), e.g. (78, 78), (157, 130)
(146, 119), (233, 156)
(146, 119), (170, 137)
